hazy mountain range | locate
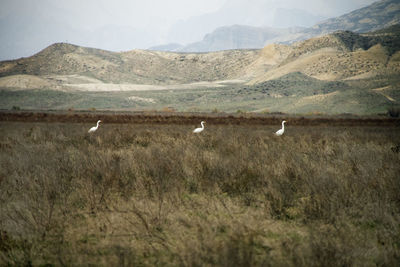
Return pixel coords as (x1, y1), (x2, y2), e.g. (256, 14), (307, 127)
(0, 0), (380, 60)
(152, 0), (400, 52)
(165, 2), (325, 46)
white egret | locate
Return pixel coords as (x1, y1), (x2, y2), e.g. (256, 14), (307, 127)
(88, 120), (101, 133)
(193, 121), (205, 133)
(275, 120), (286, 136)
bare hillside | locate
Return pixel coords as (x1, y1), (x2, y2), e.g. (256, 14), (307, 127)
(1, 25), (399, 90)
(249, 27), (400, 83)
(0, 43), (259, 86)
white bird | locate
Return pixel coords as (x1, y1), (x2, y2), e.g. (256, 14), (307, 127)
(275, 120), (286, 136)
(88, 120), (101, 133)
(193, 121), (205, 133)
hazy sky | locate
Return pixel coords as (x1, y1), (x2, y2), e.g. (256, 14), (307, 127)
(1, 0), (376, 27)
(0, 0), (377, 59)
(0, 0), (226, 30)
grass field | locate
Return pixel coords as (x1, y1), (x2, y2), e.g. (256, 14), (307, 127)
(0, 117), (400, 266)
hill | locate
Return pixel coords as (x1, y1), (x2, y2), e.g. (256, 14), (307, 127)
(249, 26), (400, 83)
(0, 43), (259, 85)
(0, 25), (399, 115)
(4, 26), (398, 87)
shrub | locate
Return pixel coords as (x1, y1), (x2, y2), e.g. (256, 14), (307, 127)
(0, 122), (399, 266)
(387, 106), (400, 117)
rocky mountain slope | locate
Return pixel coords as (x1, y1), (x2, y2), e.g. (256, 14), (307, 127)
(312, 0), (400, 34)
(249, 25), (400, 83)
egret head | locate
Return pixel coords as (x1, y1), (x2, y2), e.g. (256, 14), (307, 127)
(201, 121), (206, 124)
(98, 120), (102, 124)
(282, 120), (286, 124)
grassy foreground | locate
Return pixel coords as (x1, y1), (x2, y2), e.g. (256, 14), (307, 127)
(0, 121), (399, 266)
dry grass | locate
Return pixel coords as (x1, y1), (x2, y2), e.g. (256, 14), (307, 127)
(0, 121), (399, 266)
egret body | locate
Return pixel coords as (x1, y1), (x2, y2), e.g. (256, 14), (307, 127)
(275, 120), (286, 136)
(88, 120), (101, 133)
(193, 121), (205, 133)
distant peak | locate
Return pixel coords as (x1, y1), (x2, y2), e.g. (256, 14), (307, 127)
(34, 42), (79, 57)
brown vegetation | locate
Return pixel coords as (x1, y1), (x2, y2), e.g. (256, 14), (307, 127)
(0, 120), (399, 266)
(0, 111), (399, 126)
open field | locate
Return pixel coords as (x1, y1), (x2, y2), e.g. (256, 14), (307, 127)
(1, 72), (400, 115)
(0, 116), (399, 266)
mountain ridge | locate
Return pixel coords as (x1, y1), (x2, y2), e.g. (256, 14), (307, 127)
(156, 0), (400, 53)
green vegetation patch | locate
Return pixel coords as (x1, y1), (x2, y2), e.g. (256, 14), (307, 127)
(1, 72), (399, 115)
